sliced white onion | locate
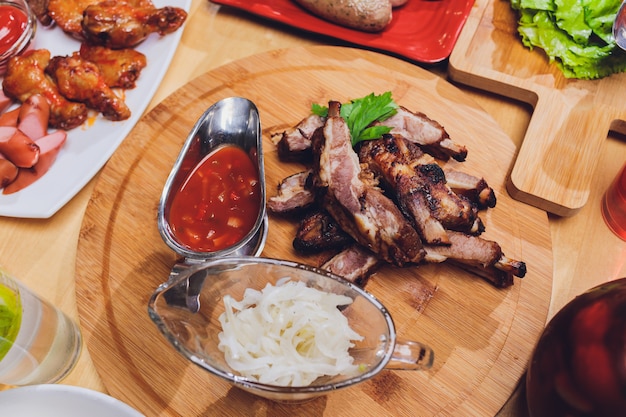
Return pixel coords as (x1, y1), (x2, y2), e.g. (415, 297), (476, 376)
(217, 280), (364, 386)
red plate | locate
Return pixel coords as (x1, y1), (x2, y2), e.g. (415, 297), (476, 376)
(210, 0), (475, 63)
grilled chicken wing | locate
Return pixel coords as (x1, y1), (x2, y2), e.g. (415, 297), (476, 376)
(27, 0), (53, 26)
(46, 53), (131, 121)
(3, 49), (88, 130)
(48, 0), (154, 36)
(82, 1), (187, 48)
(79, 43), (147, 89)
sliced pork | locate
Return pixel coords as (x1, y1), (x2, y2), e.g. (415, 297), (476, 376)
(444, 169), (497, 209)
(293, 210), (353, 253)
(273, 114), (324, 162)
(423, 231), (526, 288)
(311, 101), (425, 267)
(321, 244), (382, 288)
(267, 170), (315, 215)
(359, 135), (483, 242)
(378, 106), (467, 162)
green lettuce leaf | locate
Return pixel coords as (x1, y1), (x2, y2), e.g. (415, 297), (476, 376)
(510, 0), (626, 79)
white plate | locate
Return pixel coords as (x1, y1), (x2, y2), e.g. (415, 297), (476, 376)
(0, 384), (145, 416)
(0, 0), (191, 218)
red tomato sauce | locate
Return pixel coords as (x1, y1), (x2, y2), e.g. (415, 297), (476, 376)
(0, 5), (27, 55)
(168, 144), (261, 252)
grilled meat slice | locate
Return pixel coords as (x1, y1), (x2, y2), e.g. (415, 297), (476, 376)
(423, 231), (526, 288)
(293, 210), (353, 253)
(267, 170), (315, 215)
(359, 135), (483, 242)
(393, 172), (451, 245)
(378, 106), (467, 162)
(320, 244), (382, 288)
(444, 169), (497, 209)
(297, 208), (524, 288)
(449, 260), (514, 288)
(416, 162), (484, 235)
(273, 114), (325, 162)
(312, 101), (425, 266)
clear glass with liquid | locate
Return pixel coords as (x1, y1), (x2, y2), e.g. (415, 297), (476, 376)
(602, 164), (626, 241)
(0, 268), (81, 385)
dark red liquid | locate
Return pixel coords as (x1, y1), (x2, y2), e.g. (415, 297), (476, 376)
(526, 278), (626, 417)
(601, 165), (626, 240)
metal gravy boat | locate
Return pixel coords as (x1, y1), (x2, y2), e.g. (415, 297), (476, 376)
(157, 97), (268, 263)
(156, 97), (268, 311)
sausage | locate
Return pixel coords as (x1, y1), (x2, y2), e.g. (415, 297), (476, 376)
(3, 130), (66, 195)
(0, 108), (20, 127)
(0, 89), (13, 114)
(390, 0), (408, 6)
(293, 0), (392, 32)
(0, 129), (40, 168)
(0, 158), (18, 188)
(18, 94), (50, 140)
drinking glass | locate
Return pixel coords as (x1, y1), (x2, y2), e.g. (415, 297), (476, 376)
(601, 163), (626, 240)
(0, 268), (82, 385)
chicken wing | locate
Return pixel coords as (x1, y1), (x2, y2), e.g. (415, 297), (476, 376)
(82, 1), (188, 48)
(46, 53), (131, 121)
(48, 0), (154, 36)
(26, 0), (53, 26)
(79, 43), (147, 89)
(2, 49), (88, 130)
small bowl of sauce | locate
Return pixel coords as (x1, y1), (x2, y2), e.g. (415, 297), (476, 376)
(158, 97), (267, 262)
(0, 0), (36, 76)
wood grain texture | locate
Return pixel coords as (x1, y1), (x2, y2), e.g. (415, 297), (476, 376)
(75, 46), (553, 416)
(448, 0), (626, 216)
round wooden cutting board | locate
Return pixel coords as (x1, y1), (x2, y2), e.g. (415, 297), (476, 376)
(75, 46), (553, 417)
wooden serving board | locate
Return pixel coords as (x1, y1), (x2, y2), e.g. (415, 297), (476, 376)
(449, 0), (626, 216)
(75, 46), (552, 417)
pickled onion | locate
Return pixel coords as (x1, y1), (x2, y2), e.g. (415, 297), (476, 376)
(217, 280), (364, 386)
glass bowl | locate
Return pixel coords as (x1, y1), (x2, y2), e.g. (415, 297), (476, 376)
(0, 0), (37, 76)
(148, 256), (434, 402)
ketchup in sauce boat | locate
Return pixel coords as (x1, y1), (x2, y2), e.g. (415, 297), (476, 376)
(168, 144), (262, 252)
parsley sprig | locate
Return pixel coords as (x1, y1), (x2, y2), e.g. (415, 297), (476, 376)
(311, 92), (398, 147)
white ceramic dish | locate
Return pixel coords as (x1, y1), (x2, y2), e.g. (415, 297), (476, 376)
(0, 385), (145, 416)
(0, 0), (191, 219)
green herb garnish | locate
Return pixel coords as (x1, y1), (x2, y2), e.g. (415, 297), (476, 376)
(312, 92), (399, 147)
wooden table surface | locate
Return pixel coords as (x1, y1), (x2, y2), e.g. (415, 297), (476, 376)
(1, 1), (625, 415)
